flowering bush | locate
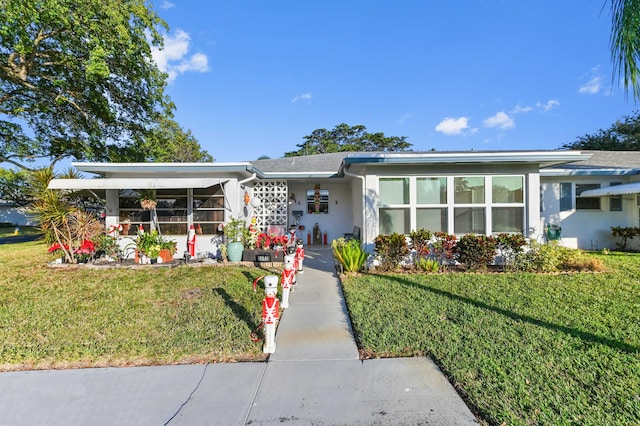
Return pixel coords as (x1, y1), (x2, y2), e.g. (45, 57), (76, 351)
(74, 239), (96, 263)
(48, 242), (69, 257)
(255, 233), (288, 250)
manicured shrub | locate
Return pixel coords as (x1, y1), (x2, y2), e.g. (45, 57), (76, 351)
(611, 226), (640, 250)
(455, 234), (497, 270)
(495, 233), (527, 267)
(374, 233), (409, 271)
(408, 229), (432, 257)
(511, 240), (605, 272)
(432, 231), (457, 264)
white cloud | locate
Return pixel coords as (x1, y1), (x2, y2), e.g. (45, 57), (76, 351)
(161, 1), (175, 9)
(579, 65), (603, 94)
(510, 104), (533, 114)
(291, 92), (312, 103)
(579, 76), (602, 94)
(435, 117), (470, 135)
(151, 29), (209, 82)
(537, 99), (560, 112)
(397, 113), (413, 124)
(483, 111), (514, 130)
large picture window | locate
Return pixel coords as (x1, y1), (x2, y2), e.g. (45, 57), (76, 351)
(378, 175), (525, 236)
(118, 185), (225, 235)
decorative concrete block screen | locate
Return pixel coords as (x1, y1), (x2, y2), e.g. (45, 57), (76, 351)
(252, 180), (288, 232)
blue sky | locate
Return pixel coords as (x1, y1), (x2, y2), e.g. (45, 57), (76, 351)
(152, 0), (634, 162)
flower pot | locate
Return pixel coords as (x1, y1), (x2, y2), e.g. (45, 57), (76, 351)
(159, 249), (173, 263)
(227, 241), (244, 262)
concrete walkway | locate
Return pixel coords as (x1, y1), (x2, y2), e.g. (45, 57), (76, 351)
(0, 247), (478, 425)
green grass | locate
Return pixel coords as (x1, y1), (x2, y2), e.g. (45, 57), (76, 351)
(0, 241), (273, 370)
(341, 252), (640, 425)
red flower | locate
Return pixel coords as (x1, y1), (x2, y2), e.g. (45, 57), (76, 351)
(74, 239), (96, 254)
(48, 243), (69, 254)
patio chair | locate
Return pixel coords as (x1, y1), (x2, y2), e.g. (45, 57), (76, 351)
(344, 226), (361, 241)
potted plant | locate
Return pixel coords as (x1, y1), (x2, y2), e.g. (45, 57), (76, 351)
(159, 240), (177, 263)
(222, 216), (249, 262)
(133, 230), (168, 264)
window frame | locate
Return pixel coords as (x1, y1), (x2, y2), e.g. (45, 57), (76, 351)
(377, 174), (526, 236)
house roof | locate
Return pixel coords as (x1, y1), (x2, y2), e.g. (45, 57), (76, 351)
(56, 150), (630, 187)
(249, 150), (590, 178)
(540, 150), (640, 176)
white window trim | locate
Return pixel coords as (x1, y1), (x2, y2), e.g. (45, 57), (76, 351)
(378, 175), (526, 235)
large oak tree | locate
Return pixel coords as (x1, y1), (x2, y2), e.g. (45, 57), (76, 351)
(284, 123), (412, 157)
(0, 0), (210, 170)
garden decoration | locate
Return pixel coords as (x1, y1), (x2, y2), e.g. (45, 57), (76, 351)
(294, 239), (305, 273)
(187, 224), (196, 258)
(260, 275), (279, 354)
(280, 260), (295, 308)
(313, 222), (321, 245)
(284, 253), (296, 287)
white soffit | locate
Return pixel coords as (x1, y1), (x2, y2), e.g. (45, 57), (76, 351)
(578, 181), (640, 197)
(47, 178), (227, 190)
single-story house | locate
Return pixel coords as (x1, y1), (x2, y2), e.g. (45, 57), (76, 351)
(47, 150), (640, 257)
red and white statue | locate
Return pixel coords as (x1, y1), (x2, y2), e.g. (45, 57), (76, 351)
(280, 261), (295, 308)
(284, 253), (296, 287)
(261, 275), (280, 354)
(294, 239), (305, 273)
(187, 224), (196, 258)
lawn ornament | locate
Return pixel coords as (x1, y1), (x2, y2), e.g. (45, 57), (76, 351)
(280, 260), (295, 308)
(187, 224), (196, 257)
(294, 239), (304, 273)
(284, 253), (296, 287)
(261, 275), (280, 354)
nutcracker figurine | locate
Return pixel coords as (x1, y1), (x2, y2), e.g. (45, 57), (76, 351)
(280, 261), (295, 308)
(284, 254), (296, 287)
(261, 275), (280, 354)
(294, 239), (305, 273)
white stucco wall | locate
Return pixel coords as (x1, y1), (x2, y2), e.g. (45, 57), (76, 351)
(286, 181), (353, 245)
(540, 177), (638, 250)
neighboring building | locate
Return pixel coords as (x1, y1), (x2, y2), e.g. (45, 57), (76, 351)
(47, 150), (640, 257)
(0, 200), (36, 226)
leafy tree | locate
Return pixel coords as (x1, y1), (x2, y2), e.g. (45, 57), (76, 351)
(108, 116), (213, 162)
(284, 123), (412, 157)
(0, 168), (30, 205)
(0, 0), (174, 170)
(561, 110), (640, 150)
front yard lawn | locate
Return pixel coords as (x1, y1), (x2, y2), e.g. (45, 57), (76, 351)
(0, 241), (270, 370)
(341, 252), (640, 425)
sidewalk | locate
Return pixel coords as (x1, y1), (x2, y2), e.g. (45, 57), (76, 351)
(0, 247), (478, 425)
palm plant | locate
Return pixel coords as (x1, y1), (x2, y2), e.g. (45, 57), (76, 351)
(28, 167), (103, 263)
(610, 0), (640, 99)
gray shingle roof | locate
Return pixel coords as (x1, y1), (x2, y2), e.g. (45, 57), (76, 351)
(248, 150), (640, 175)
(563, 150), (640, 169)
(250, 152), (350, 173)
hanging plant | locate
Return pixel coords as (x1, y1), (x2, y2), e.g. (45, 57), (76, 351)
(138, 189), (157, 210)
